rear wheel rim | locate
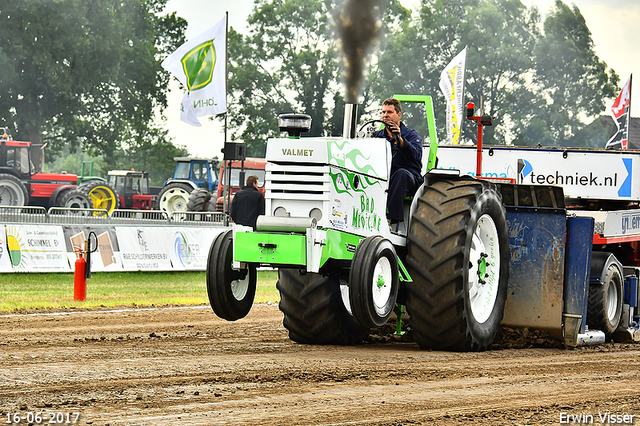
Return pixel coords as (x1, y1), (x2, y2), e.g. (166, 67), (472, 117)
(88, 186), (116, 211)
(606, 277), (619, 323)
(0, 180), (25, 205)
(66, 194), (90, 209)
(160, 188), (189, 212)
(468, 214), (500, 324)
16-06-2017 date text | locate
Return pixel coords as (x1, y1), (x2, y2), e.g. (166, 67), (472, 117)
(4, 412), (81, 424)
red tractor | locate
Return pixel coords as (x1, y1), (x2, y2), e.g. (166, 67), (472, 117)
(214, 158), (266, 212)
(0, 128), (94, 210)
(106, 170), (155, 210)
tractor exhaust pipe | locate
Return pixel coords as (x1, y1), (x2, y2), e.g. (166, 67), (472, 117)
(343, 103), (358, 139)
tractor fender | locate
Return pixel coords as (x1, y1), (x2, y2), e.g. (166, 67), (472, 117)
(49, 185), (76, 206)
(589, 251), (623, 285)
(163, 179), (198, 191)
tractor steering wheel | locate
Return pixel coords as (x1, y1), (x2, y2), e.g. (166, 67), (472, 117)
(358, 119), (401, 150)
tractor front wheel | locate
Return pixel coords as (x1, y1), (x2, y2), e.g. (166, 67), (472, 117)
(406, 176), (509, 351)
(187, 188), (215, 212)
(348, 236), (399, 328)
(206, 230), (256, 321)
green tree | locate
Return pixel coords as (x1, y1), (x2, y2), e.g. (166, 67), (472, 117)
(227, 0), (339, 157)
(0, 0), (187, 167)
(226, 0), (408, 156)
(514, 0), (618, 146)
(111, 129), (190, 186)
(372, 0), (617, 148)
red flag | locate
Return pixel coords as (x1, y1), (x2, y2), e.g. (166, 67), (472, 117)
(605, 75), (632, 149)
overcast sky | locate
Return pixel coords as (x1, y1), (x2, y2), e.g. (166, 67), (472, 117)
(160, 0), (640, 158)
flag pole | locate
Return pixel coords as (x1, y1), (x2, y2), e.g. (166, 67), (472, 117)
(224, 11), (229, 144)
(627, 74), (632, 149)
(628, 74), (633, 124)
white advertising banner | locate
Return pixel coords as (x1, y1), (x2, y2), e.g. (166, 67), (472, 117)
(63, 226), (123, 272)
(4, 225), (70, 272)
(436, 145), (639, 201)
(0, 226), (14, 273)
(116, 227), (174, 271)
(169, 227), (226, 270)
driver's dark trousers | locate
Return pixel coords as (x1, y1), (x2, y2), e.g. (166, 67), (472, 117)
(387, 169), (422, 222)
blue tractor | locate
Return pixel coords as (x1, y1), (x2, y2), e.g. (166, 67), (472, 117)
(156, 157), (219, 215)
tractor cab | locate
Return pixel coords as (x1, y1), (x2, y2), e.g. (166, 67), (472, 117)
(172, 157), (219, 192)
(107, 170), (154, 210)
(0, 140), (32, 178)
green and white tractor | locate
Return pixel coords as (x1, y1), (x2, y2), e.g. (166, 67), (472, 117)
(206, 96), (511, 351)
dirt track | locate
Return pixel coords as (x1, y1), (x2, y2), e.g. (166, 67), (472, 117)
(1, 304), (639, 425)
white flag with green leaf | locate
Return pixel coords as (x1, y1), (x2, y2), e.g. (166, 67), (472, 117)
(162, 15), (226, 127)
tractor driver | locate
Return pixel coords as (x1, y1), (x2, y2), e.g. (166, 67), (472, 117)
(374, 98), (423, 225)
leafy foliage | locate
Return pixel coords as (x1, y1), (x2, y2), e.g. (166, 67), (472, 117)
(226, 0), (618, 149)
(226, 0), (408, 156)
(0, 0), (187, 169)
(372, 0), (618, 147)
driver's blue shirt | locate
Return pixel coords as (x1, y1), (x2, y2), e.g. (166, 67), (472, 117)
(374, 122), (423, 179)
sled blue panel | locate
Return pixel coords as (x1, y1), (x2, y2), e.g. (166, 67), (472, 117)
(563, 216), (594, 346)
(625, 276), (638, 308)
(501, 207), (566, 339)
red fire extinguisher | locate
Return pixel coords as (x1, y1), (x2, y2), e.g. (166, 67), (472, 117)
(74, 231), (97, 302)
(74, 245), (87, 302)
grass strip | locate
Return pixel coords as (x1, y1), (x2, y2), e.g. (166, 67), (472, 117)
(0, 270), (280, 313)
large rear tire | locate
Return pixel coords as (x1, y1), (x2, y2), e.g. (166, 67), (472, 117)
(587, 252), (623, 338)
(157, 183), (193, 215)
(0, 173), (28, 206)
(348, 236), (399, 328)
(79, 180), (120, 214)
(187, 188), (214, 212)
(206, 230), (256, 321)
(277, 269), (369, 345)
(405, 176), (509, 351)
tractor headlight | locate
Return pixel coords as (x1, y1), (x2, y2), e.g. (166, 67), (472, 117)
(278, 113), (312, 138)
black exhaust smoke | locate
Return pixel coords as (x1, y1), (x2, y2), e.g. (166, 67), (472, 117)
(336, 0), (383, 105)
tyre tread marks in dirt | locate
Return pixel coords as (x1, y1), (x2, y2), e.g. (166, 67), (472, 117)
(277, 269), (369, 345)
(157, 183), (193, 214)
(206, 230), (256, 321)
(78, 179), (120, 213)
(187, 188), (213, 212)
(587, 252), (623, 337)
(0, 173), (29, 206)
(405, 176), (509, 351)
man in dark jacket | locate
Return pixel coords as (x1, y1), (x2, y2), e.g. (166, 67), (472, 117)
(374, 98), (423, 224)
(230, 175), (265, 230)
